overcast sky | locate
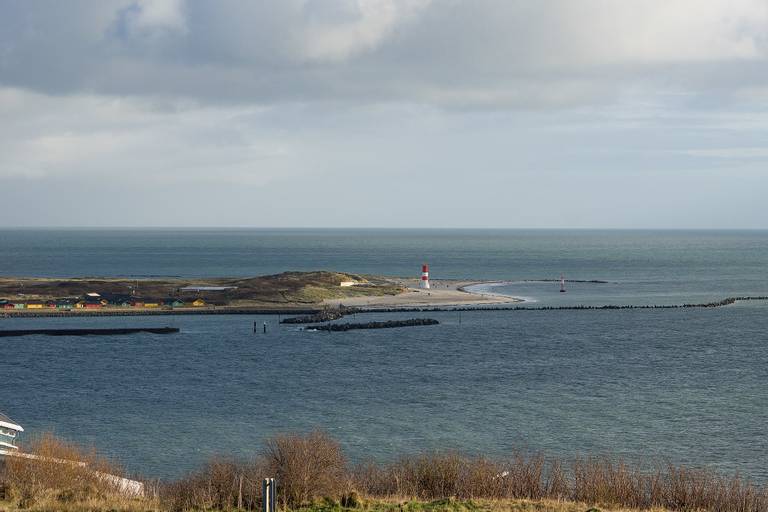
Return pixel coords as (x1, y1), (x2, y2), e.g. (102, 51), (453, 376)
(1, 0), (767, 228)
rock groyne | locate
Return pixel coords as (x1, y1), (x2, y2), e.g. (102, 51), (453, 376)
(308, 318), (439, 331)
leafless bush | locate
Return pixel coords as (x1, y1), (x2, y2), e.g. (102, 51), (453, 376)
(9, 430), (766, 512)
(0, 432), (123, 508)
(350, 450), (768, 512)
(352, 451), (547, 501)
(161, 456), (265, 512)
(162, 430), (347, 511)
(262, 430), (347, 508)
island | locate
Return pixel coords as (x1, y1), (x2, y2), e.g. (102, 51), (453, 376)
(0, 271), (516, 316)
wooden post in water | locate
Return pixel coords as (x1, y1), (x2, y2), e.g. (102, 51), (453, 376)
(262, 478), (276, 512)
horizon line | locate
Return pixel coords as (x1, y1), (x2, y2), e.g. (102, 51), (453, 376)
(1, 226), (767, 231)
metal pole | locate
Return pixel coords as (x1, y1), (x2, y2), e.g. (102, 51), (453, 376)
(262, 478), (276, 512)
(269, 478), (276, 512)
(262, 478), (270, 512)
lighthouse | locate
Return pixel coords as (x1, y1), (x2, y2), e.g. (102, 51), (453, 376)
(419, 264), (430, 289)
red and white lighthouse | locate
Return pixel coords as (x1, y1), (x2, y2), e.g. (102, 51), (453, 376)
(419, 263), (430, 289)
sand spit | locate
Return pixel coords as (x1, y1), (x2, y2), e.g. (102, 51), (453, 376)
(322, 279), (522, 309)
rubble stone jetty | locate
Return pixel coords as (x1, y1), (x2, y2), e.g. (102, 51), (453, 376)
(0, 327), (179, 337)
(308, 318), (439, 331)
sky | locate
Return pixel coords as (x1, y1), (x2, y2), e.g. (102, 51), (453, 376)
(1, 0), (767, 228)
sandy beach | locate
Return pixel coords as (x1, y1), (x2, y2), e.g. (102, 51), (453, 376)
(322, 279), (521, 308)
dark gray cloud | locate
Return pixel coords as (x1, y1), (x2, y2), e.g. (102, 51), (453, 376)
(1, 0), (766, 107)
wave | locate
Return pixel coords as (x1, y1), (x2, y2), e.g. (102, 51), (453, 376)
(463, 282), (538, 303)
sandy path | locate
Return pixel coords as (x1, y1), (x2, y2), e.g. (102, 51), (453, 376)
(322, 279), (520, 308)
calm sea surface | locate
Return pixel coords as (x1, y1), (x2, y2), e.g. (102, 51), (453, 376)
(1, 229), (767, 479)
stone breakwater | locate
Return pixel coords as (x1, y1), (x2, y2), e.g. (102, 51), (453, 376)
(280, 309), (347, 324)
(308, 318), (440, 331)
(0, 308), (321, 318)
(0, 327), (179, 337)
(2, 296), (766, 319)
(353, 296), (768, 313)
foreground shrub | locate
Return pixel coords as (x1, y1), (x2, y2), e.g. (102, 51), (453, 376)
(352, 452), (549, 501)
(5, 430), (768, 512)
(161, 456), (265, 512)
(0, 432), (124, 508)
(162, 430), (346, 511)
(263, 430), (347, 508)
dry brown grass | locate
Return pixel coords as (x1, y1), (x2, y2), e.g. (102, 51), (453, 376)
(3, 431), (767, 512)
(351, 453), (767, 512)
(0, 432), (131, 509)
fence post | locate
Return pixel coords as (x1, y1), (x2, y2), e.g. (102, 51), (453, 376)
(238, 474), (243, 510)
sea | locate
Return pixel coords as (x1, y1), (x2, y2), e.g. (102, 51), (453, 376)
(1, 228), (767, 480)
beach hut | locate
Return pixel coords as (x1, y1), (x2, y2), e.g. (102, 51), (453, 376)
(164, 298), (186, 308)
(13, 303), (26, 310)
(26, 302), (43, 309)
(191, 298), (206, 307)
(2, 303), (15, 310)
(0, 412), (23, 452)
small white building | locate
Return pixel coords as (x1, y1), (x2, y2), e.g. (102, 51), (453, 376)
(0, 411), (23, 452)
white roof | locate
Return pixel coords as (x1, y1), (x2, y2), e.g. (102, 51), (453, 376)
(0, 412), (23, 432)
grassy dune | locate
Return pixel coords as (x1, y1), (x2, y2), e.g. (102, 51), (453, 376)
(0, 271), (403, 306)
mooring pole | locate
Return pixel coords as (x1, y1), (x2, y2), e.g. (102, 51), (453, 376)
(263, 321), (267, 333)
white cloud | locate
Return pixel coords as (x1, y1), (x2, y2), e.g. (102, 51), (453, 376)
(121, 0), (188, 35)
(300, 0), (431, 62)
(548, 0), (768, 65)
(0, 88), (296, 185)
